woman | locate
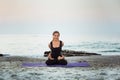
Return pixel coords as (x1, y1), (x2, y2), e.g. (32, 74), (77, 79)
(46, 31), (67, 65)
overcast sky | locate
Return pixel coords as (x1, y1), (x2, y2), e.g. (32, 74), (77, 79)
(0, 0), (120, 39)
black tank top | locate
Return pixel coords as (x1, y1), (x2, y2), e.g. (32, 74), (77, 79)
(50, 40), (62, 58)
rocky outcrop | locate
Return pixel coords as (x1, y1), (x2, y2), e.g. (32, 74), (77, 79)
(0, 54), (10, 57)
(0, 54), (3, 57)
(44, 50), (101, 57)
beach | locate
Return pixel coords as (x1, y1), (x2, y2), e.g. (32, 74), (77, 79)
(0, 35), (120, 80)
(0, 55), (120, 80)
(0, 0), (120, 79)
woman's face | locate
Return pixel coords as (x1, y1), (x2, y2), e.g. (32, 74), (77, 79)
(53, 33), (60, 40)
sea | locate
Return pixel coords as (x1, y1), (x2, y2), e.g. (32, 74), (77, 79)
(0, 34), (120, 57)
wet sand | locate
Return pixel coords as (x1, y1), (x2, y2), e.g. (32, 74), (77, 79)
(1, 55), (120, 67)
(0, 55), (120, 80)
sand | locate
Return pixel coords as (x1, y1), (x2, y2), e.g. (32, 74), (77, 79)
(0, 55), (120, 80)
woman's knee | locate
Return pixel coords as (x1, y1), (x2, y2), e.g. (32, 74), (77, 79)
(46, 59), (56, 65)
(59, 59), (67, 65)
(46, 60), (50, 65)
(64, 60), (67, 65)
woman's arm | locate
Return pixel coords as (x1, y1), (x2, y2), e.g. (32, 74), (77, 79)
(48, 43), (54, 60)
(48, 53), (54, 60)
(61, 55), (65, 59)
(62, 41), (64, 47)
(48, 43), (51, 49)
(58, 55), (65, 60)
(58, 41), (65, 60)
(61, 41), (65, 58)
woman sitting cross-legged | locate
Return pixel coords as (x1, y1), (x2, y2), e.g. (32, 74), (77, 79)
(46, 31), (67, 65)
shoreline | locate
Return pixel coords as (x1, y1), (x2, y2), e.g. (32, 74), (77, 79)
(0, 55), (120, 68)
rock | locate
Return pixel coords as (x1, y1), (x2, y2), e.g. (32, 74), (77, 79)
(0, 54), (10, 57)
(0, 54), (3, 57)
(44, 50), (101, 57)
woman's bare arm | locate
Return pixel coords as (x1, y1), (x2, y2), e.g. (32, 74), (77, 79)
(61, 55), (65, 59)
(48, 53), (54, 60)
(48, 43), (54, 60)
(62, 41), (65, 58)
(58, 55), (65, 60)
(58, 41), (65, 60)
(48, 43), (51, 49)
(62, 41), (64, 47)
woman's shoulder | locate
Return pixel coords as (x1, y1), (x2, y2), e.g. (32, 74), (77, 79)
(49, 40), (63, 44)
(48, 41), (53, 48)
(50, 40), (63, 43)
(60, 40), (64, 46)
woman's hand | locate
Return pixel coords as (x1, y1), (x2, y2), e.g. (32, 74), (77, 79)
(48, 53), (54, 60)
(58, 55), (64, 60)
(49, 57), (54, 60)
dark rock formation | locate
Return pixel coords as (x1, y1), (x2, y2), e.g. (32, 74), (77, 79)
(0, 54), (3, 57)
(0, 54), (10, 57)
(44, 50), (101, 57)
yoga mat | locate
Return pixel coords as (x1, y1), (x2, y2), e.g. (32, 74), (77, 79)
(22, 62), (90, 67)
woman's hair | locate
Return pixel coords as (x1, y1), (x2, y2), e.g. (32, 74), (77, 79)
(52, 31), (60, 36)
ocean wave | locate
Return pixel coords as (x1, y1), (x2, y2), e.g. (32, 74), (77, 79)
(110, 43), (120, 45)
(116, 48), (120, 50)
(100, 50), (120, 53)
(65, 42), (120, 48)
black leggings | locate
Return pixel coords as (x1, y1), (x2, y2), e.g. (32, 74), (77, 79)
(46, 59), (67, 65)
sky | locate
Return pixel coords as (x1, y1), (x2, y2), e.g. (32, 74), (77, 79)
(0, 0), (120, 40)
